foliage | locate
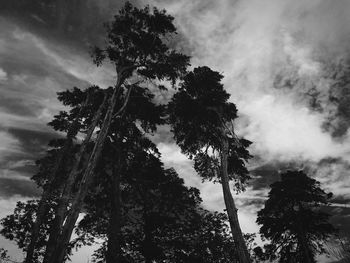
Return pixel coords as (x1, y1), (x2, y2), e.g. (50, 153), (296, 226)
(78, 145), (237, 263)
(0, 201), (53, 262)
(257, 170), (338, 262)
(168, 66), (252, 190)
(0, 80), (240, 262)
(93, 1), (190, 84)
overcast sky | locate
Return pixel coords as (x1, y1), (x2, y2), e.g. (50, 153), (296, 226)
(0, 0), (350, 262)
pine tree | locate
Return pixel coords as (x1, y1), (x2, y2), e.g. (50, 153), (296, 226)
(257, 170), (338, 262)
(21, 2), (190, 263)
(168, 66), (252, 262)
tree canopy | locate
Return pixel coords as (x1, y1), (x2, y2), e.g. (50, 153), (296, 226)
(257, 170), (338, 263)
(0, 2), (346, 263)
(168, 66), (252, 262)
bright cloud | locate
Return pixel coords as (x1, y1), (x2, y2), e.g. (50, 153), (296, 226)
(1, 1), (350, 261)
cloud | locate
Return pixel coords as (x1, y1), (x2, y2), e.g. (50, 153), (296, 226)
(1, 1), (350, 259)
(145, 0), (350, 244)
(148, 0), (350, 163)
(0, 17), (113, 199)
(0, 68), (7, 81)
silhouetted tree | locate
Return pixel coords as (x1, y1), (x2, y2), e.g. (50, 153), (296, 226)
(46, 2), (189, 262)
(1, 128), (238, 262)
(257, 170), (337, 263)
(17, 2), (189, 263)
(24, 86), (98, 263)
(77, 155), (238, 263)
(12, 81), (163, 263)
(168, 66), (252, 262)
(47, 83), (166, 263)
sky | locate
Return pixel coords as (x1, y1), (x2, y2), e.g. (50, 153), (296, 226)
(0, 0), (350, 262)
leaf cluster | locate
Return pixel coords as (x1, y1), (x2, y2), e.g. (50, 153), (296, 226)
(93, 1), (190, 84)
(169, 66), (252, 190)
(257, 170), (338, 262)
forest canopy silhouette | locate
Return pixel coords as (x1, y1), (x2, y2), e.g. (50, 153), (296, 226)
(0, 1), (348, 263)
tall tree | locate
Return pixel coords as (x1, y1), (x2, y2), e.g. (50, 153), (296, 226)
(76, 153), (238, 263)
(39, 2), (189, 263)
(1, 133), (238, 262)
(168, 66), (252, 262)
(2, 82), (165, 262)
(257, 170), (337, 263)
(24, 86), (99, 263)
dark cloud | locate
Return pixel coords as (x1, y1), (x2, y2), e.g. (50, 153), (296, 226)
(272, 45), (350, 139)
(322, 206), (350, 239)
(322, 59), (350, 138)
(148, 125), (175, 145)
(238, 197), (265, 210)
(332, 196), (350, 206)
(0, 0), (140, 47)
(249, 161), (305, 191)
(0, 127), (57, 194)
(6, 127), (57, 157)
(0, 96), (43, 117)
(0, 178), (40, 198)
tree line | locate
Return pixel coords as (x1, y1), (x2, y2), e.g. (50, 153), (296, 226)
(0, 2), (342, 263)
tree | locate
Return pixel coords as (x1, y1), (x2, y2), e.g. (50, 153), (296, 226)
(46, 2), (189, 261)
(15, 82), (163, 262)
(168, 66), (252, 262)
(1, 128), (238, 262)
(76, 154), (238, 263)
(256, 170), (338, 263)
(22, 2), (190, 263)
(24, 86), (99, 263)
(55, 84), (166, 263)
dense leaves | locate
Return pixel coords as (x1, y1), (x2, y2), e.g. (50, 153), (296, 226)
(169, 66), (252, 188)
(168, 66), (252, 262)
(257, 170), (338, 262)
(1, 201), (53, 262)
(93, 2), (190, 84)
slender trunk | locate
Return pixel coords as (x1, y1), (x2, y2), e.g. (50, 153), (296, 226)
(106, 163), (122, 263)
(43, 93), (108, 263)
(220, 137), (251, 263)
(49, 71), (129, 263)
(25, 94), (90, 263)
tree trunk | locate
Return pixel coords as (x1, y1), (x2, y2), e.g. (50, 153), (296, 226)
(25, 94), (90, 263)
(48, 71), (129, 263)
(220, 137), (251, 263)
(106, 162), (122, 263)
(43, 93), (108, 263)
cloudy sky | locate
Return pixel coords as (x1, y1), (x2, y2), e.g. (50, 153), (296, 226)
(0, 0), (350, 262)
